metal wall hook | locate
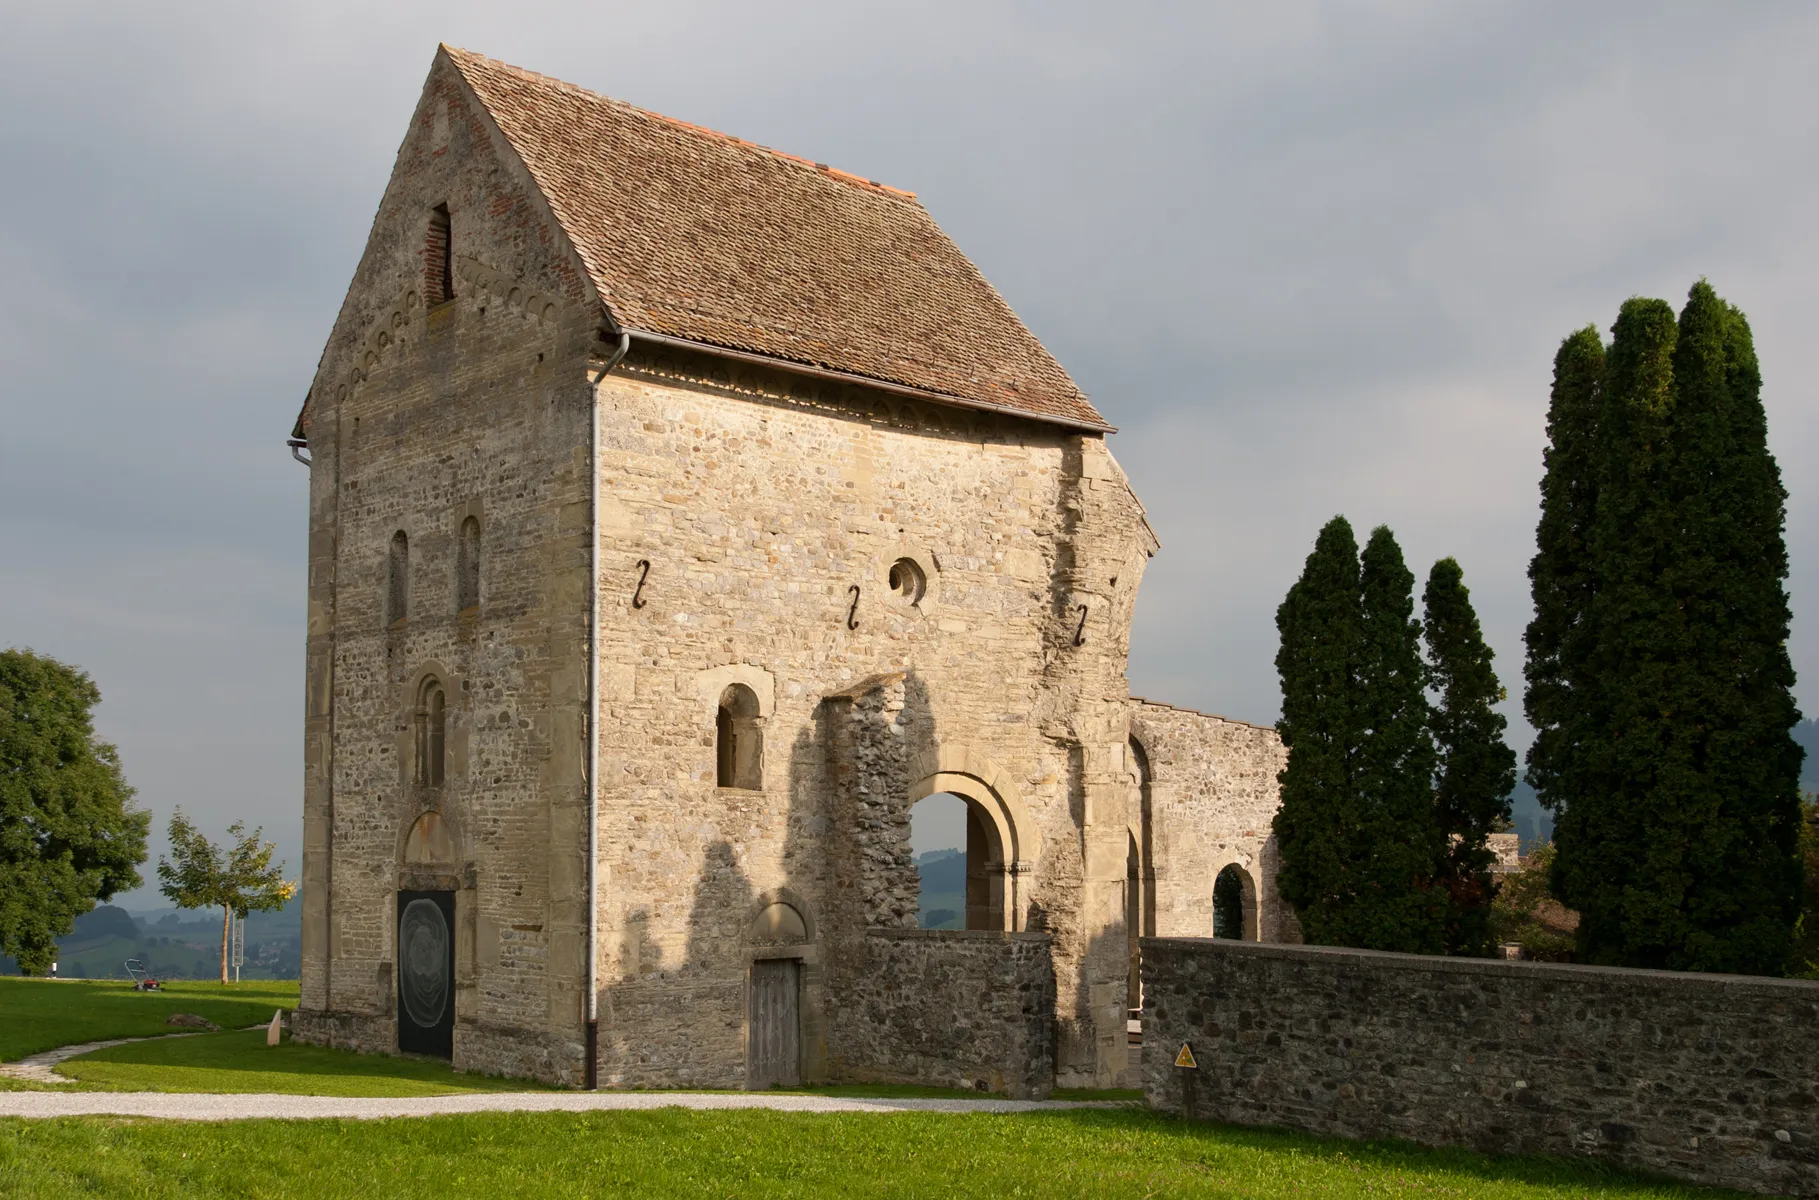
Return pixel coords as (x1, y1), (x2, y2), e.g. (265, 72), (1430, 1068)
(632, 560), (650, 609)
(1073, 604), (1088, 646)
(846, 584), (861, 630)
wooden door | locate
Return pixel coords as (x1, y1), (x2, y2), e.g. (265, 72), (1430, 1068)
(748, 958), (801, 1088)
(397, 890), (455, 1058)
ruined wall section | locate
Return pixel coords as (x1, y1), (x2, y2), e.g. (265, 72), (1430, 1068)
(825, 674), (918, 930)
(294, 51), (600, 1083)
(1129, 702), (1290, 942)
(587, 346), (1142, 1088)
(830, 929), (1056, 1100)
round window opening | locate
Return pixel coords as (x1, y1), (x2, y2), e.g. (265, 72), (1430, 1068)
(887, 558), (927, 606)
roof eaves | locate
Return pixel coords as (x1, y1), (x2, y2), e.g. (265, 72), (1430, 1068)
(618, 328), (1115, 435)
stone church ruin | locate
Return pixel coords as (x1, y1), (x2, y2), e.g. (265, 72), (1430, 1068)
(289, 46), (1287, 1094)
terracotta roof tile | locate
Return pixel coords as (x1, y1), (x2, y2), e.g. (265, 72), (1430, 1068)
(445, 47), (1108, 431)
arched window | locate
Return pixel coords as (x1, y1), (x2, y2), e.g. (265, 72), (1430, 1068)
(388, 531), (410, 626)
(456, 516), (480, 613)
(415, 677), (446, 786)
(1214, 864), (1249, 940)
(715, 684), (762, 790)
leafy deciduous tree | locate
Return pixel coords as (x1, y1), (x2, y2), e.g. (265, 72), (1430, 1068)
(157, 810), (296, 984)
(0, 649), (148, 975)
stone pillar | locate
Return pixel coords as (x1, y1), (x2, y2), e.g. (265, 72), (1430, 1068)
(1042, 434), (1160, 1087)
(823, 673), (917, 930)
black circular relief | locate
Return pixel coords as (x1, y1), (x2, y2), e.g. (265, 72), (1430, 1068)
(399, 898), (449, 1028)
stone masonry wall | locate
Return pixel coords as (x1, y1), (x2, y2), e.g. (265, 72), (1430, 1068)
(1129, 703), (1291, 943)
(1142, 938), (1819, 1198)
(587, 344), (1155, 1090)
(829, 929), (1056, 1099)
(298, 52), (597, 1085)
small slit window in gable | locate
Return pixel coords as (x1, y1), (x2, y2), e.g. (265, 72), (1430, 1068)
(425, 204), (453, 306)
(387, 530), (410, 626)
(456, 516), (480, 613)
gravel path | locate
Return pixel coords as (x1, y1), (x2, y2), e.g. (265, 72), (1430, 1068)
(0, 1090), (1116, 1121)
(0, 1033), (204, 1085)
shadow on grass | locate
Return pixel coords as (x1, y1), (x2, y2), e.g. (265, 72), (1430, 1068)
(1033, 1109), (1733, 1197)
(57, 1030), (546, 1096)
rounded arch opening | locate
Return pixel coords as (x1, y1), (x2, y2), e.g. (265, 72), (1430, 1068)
(716, 684), (763, 790)
(1214, 863), (1258, 941)
(909, 791), (1009, 931)
(908, 774), (1025, 931)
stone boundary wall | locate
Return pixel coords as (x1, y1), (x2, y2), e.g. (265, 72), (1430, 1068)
(829, 929), (1055, 1099)
(1141, 938), (1819, 1197)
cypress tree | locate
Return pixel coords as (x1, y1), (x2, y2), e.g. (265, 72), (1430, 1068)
(1524, 327), (1604, 818)
(1351, 526), (1445, 953)
(1424, 557), (1516, 956)
(1535, 283), (1803, 974)
(1272, 516), (1364, 944)
(1549, 295), (1679, 962)
(1274, 519), (1445, 953)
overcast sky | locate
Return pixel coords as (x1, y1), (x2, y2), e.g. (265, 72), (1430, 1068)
(3, 3), (1816, 904)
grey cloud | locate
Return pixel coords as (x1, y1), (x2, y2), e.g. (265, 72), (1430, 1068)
(3, 1), (1815, 902)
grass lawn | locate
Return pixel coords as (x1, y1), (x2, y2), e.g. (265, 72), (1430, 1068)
(0, 1108), (1738, 1199)
(53, 1030), (543, 1096)
(0, 978), (298, 1062)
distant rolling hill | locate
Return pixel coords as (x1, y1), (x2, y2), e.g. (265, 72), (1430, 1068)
(917, 848), (964, 930)
(1796, 719), (1819, 792)
(0, 894), (301, 979)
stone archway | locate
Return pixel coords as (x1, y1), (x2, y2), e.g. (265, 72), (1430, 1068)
(907, 765), (1034, 932)
(1213, 861), (1260, 941)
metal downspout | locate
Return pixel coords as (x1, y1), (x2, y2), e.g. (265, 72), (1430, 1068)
(585, 330), (631, 1090)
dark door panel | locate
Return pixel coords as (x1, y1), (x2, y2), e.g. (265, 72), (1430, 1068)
(397, 889), (455, 1058)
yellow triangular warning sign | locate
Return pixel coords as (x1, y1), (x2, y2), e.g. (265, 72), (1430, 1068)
(1175, 1043), (1197, 1069)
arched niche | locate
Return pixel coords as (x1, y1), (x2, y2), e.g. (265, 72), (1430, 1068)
(750, 900), (809, 944)
(404, 810), (455, 866)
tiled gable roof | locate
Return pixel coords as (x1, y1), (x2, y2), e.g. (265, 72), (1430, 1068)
(445, 47), (1108, 431)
